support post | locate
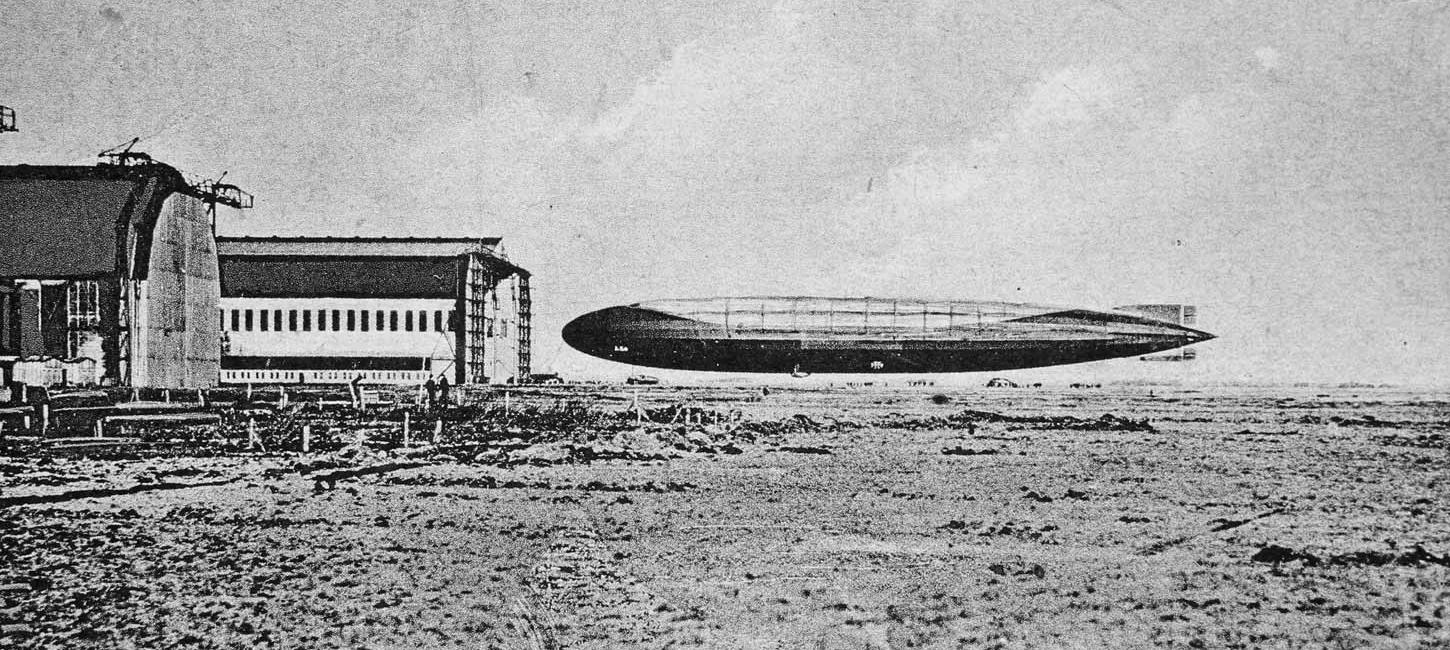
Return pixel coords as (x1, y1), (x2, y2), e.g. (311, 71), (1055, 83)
(247, 418), (257, 450)
(302, 425), (311, 453)
(163, 389), (170, 403)
(403, 411), (411, 447)
(94, 419), (103, 438)
(433, 419), (442, 444)
(40, 403), (48, 433)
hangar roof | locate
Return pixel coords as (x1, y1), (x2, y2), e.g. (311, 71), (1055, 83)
(0, 164), (190, 279)
(217, 236), (500, 257)
(217, 236), (525, 299)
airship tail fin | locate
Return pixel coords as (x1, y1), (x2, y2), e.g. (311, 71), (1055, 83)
(1112, 304), (1198, 327)
(1139, 347), (1199, 362)
(1113, 304), (1204, 362)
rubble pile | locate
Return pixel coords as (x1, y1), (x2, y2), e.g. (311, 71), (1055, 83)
(873, 409), (1156, 433)
(1251, 544), (1450, 568)
(939, 519), (1062, 543)
(383, 474), (695, 493)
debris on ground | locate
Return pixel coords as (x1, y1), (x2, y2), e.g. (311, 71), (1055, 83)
(941, 447), (999, 456)
(1250, 544), (1450, 568)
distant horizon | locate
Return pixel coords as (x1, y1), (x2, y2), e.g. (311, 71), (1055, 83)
(530, 369), (1450, 392)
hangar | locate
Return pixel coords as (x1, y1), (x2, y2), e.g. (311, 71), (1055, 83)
(0, 161), (233, 388)
(217, 236), (531, 385)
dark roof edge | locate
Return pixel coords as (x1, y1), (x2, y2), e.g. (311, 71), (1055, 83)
(218, 236), (502, 244)
(0, 163), (188, 189)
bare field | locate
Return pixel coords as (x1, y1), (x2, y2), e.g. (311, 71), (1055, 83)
(2, 385), (1448, 648)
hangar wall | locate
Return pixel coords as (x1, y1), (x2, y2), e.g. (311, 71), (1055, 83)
(217, 237), (531, 385)
(133, 192), (220, 387)
(0, 164), (223, 388)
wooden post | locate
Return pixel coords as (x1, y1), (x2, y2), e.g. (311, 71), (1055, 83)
(633, 390), (642, 425)
(279, 387), (289, 408)
(433, 419), (442, 444)
(247, 418), (257, 450)
(302, 425), (311, 453)
(245, 383), (253, 401)
(163, 389), (171, 403)
(403, 411), (411, 447)
(40, 403), (49, 433)
(197, 388), (207, 407)
(504, 391), (511, 414)
(94, 419), (103, 438)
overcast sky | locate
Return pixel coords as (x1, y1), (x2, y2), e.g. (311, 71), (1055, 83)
(3, 0), (1447, 385)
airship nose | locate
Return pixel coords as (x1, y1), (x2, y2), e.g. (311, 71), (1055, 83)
(562, 310), (610, 354)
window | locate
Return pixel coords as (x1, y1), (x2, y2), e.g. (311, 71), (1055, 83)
(244, 310), (254, 331)
(316, 310), (327, 331)
(389, 311), (399, 331)
(331, 310), (341, 331)
(417, 310), (428, 331)
(230, 309), (240, 331)
(433, 311), (443, 332)
(404, 311), (413, 332)
(375, 310), (384, 331)
(302, 310), (311, 331)
(288, 310), (298, 331)
(273, 310), (282, 331)
(347, 310), (356, 331)
(360, 310), (369, 332)
(259, 309), (269, 331)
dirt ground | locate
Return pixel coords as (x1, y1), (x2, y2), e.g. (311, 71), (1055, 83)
(2, 385), (1447, 648)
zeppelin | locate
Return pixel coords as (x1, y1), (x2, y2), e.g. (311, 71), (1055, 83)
(563, 297), (1214, 374)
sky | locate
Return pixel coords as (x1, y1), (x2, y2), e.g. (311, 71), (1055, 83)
(2, 0), (1447, 386)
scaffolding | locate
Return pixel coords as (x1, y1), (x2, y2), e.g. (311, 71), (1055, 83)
(453, 253), (531, 385)
(460, 255), (492, 384)
(517, 274), (531, 379)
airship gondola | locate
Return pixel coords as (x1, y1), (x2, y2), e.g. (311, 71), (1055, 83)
(562, 297), (1213, 374)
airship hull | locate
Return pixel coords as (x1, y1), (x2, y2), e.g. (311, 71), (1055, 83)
(563, 298), (1214, 374)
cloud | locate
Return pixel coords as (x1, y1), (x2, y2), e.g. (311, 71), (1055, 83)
(1253, 46), (1281, 70)
(1016, 66), (1127, 135)
(579, 4), (870, 196)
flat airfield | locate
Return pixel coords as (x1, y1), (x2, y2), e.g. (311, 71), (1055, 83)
(2, 384), (1447, 648)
